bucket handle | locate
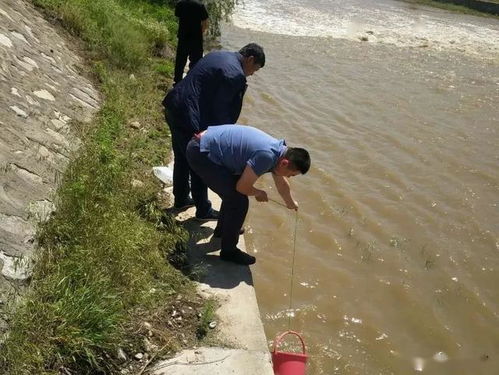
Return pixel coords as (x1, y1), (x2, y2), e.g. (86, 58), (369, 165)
(272, 331), (306, 355)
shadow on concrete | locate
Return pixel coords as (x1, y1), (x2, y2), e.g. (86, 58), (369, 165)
(180, 217), (255, 290)
(157, 188), (272, 367)
(163, 205), (193, 217)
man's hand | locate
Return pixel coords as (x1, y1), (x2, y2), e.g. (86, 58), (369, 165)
(286, 199), (298, 210)
(272, 174), (298, 210)
(255, 189), (268, 202)
(201, 19), (209, 34)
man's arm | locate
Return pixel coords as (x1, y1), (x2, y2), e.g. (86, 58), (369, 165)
(185, 100), (201, 135)
(228, 82), (246, 123)
(236, 165), (268, 202)
(209, 76), (246, 125)
(272, 173), (298, 210)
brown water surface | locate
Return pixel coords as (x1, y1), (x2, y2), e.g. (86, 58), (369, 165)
(220, 2), (498, 373)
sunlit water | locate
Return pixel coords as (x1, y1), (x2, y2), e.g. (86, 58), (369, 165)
(218, 0), (499, 374)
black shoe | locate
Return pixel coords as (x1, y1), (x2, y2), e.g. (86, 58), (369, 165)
(213, 227), (245, 238)
(174, 197), (195, 210)
(220, 249), (255, 265)
(195, 208), (219, 221)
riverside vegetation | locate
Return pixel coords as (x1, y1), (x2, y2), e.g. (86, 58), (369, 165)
(0, 0), (236, 374)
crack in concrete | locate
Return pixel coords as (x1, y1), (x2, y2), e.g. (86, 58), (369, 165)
(9, 163), (44, 185)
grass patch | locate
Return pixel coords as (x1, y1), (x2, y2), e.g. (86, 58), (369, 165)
(32, 0), (177, 69)
(154, 61), (175, 78)
(0, 0), (213, 374)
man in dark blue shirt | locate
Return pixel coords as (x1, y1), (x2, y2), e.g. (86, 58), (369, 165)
(174, 0), (209, 85)
(186, 125), (311, 265)
(163, 43), (265, 220)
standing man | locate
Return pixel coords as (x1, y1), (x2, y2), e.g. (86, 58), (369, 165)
(174, 0), (209, 85)
(186, 125), (311, 265)
(163, 43), (265, 220)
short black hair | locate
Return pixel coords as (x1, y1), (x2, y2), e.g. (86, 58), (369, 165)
(284, 147), (311, 174)
(239, 43), (265, 67)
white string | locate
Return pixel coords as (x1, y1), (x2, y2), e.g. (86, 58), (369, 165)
(287, 210), (299, 330)
(267, 198), (300, 330)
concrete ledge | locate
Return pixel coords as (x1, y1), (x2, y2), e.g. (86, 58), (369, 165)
(152, 348), (271, 375)
(152, 186), (274, 375)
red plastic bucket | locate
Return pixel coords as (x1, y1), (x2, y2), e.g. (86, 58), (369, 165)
(272, 331), (308, 375)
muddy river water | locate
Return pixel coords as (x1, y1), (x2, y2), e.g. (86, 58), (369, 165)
(218, 0), (499, 373)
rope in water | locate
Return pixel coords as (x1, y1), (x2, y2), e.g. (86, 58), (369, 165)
(268, 197), (299, 330)
(268, 197), (287, 207)
(288, 210), (299, 330)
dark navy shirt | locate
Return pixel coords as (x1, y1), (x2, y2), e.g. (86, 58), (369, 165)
(175, 0), (208, 40)
(163, 51), (247, 134)
(200, 125), (287, 176)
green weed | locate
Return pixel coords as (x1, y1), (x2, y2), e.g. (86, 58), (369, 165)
(196, 299), (217, 339)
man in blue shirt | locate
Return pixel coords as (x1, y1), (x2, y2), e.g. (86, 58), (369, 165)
(186, 125), (311, 265)
(163, 44), (265, 220)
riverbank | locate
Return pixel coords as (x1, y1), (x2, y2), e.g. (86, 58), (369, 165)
(149, 184), (273, 375)
(0, 0), (217, 373)
(404, 0), (499, 16)
(0, 0), (101, 338)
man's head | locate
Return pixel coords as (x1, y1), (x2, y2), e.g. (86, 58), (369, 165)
(273, 147), (311, 177)
(239, 43), (265, 76)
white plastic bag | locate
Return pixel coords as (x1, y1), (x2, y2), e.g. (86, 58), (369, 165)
(152, 166), (173, 185)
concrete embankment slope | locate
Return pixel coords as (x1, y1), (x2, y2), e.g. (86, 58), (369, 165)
(152, 188), (274, 375)
(0, 0), (99, 332)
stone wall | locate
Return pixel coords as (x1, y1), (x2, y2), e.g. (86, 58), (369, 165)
(0, 0), (100, 332)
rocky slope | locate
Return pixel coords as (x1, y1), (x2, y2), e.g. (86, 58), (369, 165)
(0, 0), (99, 333)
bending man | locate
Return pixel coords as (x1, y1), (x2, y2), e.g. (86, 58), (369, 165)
(186, 125), (311, 265)
(163, 44), (265, 220)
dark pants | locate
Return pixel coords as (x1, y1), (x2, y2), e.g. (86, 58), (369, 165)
(164, 109), (211, 217)
(174, 37), (203, 84)
(186, 139), (248, 255)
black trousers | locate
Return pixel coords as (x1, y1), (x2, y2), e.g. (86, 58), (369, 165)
(186, 139), (248, 255)
(164, 109), (211, 217)
(174, 37), (203, 84)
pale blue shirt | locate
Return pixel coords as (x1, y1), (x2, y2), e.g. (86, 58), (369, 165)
(199, 125), (286, 176)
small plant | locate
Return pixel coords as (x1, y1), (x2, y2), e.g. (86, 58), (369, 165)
(205, 0), (240, 37)
(196, 299), (217, 339)
(155, 61), (175, 77)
